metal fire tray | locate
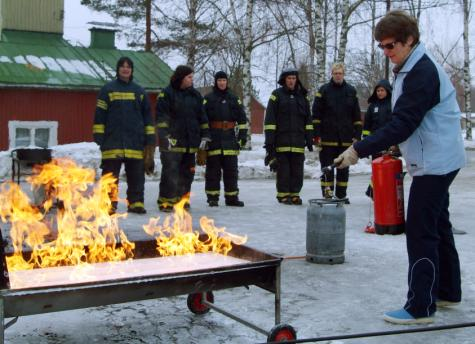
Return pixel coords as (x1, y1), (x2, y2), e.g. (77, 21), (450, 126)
(0, 234), (296, 343)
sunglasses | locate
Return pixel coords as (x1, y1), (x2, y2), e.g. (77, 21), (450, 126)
(377, 41), (398, 50)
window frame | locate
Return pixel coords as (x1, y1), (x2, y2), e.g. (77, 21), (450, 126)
(8, 120), (58, 149)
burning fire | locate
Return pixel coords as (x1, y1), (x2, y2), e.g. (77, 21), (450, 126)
(0, 158), (134, 271)
(143, 198), (247, 256)
(0, 158), (247, 273)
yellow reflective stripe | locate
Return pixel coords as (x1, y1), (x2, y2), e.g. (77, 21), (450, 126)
(93, 124), (105, 133)
(238, 124), (248, 129)
(362, 130), (371, 136)
(270, 94), (277, 102)
(336, 181), (348, 187)
(276, 147), (305, 153)
(108, 92), (136, 101)
(315, 92), (322, 97)
(224, 191), (238, 196)
(140, 94), (144, 101)
(305, 125), (314, 130)
(157, 122), (168, 128)
(102, 149), (144, 159)
(353, 121), (363, 125)
(277, 192), (290, 197)
(145, 126), (155, 135)
(200, 123), (209, 129)
(321, 181), (333, 187)
(205, 190), (220, 195)
(223, 150), (239, 156)
(129, 201), (144, 208)
(189, 148), (198, 153)
(289, 192), (299, 196)
(321, 141), (339, 146)
(158, 92), (165, 98)
(203, 99), (208, 105)
(96, 99), (108, 110)
(265, 124), (276, 130)
(341, 142), (352, 147)
(207, 149), (222, 156)
(313, 119), (321, 124)
(158, 196), (180, 203)
(170, 147), (187, 153)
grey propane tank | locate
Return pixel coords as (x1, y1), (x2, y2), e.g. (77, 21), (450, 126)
(306, 198), (346, 264)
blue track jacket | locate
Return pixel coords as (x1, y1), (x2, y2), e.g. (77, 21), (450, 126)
(354, 43), (465, 176)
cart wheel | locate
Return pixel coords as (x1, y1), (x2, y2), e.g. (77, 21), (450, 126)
(187, 291), (214, 315)
(267, 324), (297, 342)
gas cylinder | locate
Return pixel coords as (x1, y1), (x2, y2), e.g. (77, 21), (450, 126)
(306, 198), (346, 264)
(372, 154), (405, 235)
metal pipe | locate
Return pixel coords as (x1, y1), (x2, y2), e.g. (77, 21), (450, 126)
(201, 296), (269, 336)
(275, 265), (281, 325)
(0, 297), (4, 344)
(261, 321), (475, 344)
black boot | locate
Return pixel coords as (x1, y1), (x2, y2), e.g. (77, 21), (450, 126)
(208, 200), (219, 207)
(278, 196), (292, 205)
(291, 196), (302, 205)
(225, 198), (244, 207)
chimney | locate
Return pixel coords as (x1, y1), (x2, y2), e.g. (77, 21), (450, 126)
(88, 22), (119, 49)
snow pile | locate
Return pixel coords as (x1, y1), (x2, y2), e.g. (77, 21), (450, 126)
(0, 135), (375, 182)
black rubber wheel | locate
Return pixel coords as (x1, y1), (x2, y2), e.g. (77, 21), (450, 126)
(186, 291), (214, 314)
(267, 323), (297, 342)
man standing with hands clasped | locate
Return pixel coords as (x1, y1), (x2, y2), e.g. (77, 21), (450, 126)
(264, 67), (314, 205)
(156, 65), (210, 212)
(312, 63), (362, 203)
(203, 71), (248, 207)
(335, 10), (465, 324)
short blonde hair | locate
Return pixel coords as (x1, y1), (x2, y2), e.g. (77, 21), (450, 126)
(331, 63), (345, 73)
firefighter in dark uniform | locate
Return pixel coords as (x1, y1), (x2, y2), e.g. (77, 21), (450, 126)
(312, 63), (361, 202)
(264, 68), (314, 205)
(93, 56), (155, 215)
(204, 71), (248, 207)
(363, 79), (393, 144)
(156, 65), (210, 212)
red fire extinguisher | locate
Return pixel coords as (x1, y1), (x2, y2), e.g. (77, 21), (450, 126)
(372, 154), (405, 235)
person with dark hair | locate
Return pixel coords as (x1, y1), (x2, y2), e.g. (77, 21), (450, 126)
(363, 79), (394, 206)
(312, 63), (362, 203)
(92, 56), (155, 215)
(335, 10), (465, 324)
(363, 80), (392, 143)
(203, 71), (248, 207)
(156, 65), (210, 212)
(264, 67), (314, 205)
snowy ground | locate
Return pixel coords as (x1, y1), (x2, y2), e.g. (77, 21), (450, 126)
(1, 139), (475, 343)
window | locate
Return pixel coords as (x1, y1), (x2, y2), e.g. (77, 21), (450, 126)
(8, 121), (58, 149)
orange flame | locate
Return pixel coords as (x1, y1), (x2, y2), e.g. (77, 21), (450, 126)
(0, 158), (134, 271)
(143, 198), (247, 256)
(0, 158), (247, 274)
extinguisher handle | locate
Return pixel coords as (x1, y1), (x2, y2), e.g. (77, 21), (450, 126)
(321, 162), (338, 174)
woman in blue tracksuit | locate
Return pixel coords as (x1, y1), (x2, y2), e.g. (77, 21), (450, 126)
(335, 10), (465, 324)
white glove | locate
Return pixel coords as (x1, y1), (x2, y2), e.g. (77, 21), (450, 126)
(199, 138), (211, 150)
(334, 145), (359, 169)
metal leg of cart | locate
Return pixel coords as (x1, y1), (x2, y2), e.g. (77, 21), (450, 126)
(196, 264), (296, 342)
(275, 265), (281, 325)
(0, 297), (4, 344)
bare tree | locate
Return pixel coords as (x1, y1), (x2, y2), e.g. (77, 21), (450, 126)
(336, 0), (368, 63)
(462, 0), (472, 140)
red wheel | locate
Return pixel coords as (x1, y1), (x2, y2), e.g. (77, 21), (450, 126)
(267, 324), (297, 342)
(187, 291), (214, 314)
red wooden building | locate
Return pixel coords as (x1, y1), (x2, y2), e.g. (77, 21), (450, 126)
(0, 1), (171, 151)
